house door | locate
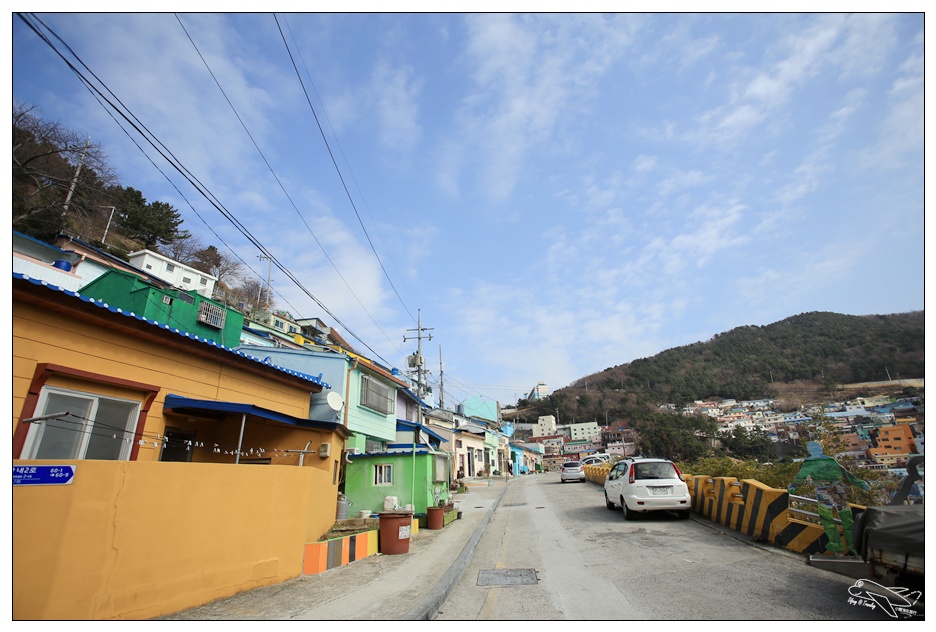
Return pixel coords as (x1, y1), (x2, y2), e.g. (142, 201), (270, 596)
(160, 427), (196, 462)
(467, 448), (475, 476)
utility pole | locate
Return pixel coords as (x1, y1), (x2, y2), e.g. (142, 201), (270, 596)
(63, 136), (91, 213)
(403, 310), (433, 511)
(98, 206), (116, 245)
(258, 255), (272, 310)
(438, 345), (445, 410)
(403, 309), (433, 400)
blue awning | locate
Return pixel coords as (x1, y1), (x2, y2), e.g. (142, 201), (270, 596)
(163, 394), (352, 438)
(396, 419), (448, 443)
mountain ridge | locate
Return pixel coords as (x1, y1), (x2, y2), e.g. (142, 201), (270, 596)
(512, 310), (924, 422)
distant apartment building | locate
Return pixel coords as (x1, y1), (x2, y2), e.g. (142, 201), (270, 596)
(527, 382), (549, 401)
(867, 423), (918, 466)
(557, 421), (600, 442)
(534, 415), (557, 437)
(128, 249), (217, 298)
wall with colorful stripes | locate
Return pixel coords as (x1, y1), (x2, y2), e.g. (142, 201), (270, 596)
(303, 530), (379, 575)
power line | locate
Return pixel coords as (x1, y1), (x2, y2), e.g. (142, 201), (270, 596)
(18, 12), (392, 365)
(279, 14), (419, 318)
(273, 13), (416, 324)
(175, 14), (404, 357)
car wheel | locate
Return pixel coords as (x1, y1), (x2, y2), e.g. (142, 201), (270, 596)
(622, 498), (636, 521)
(678, 510), (691, 520)
(561, 479), (566, 483)
(605, 493), (615, 510)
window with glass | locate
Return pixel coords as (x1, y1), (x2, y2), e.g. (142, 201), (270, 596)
(374, 463), (393, 486)
(360, 375), (394, 415)
(21, 386), (141, 460)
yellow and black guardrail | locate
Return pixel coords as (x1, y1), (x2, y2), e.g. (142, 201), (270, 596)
(582, 463), (853, 557)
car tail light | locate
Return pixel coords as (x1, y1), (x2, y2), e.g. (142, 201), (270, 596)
(672, 463), (685, 482)
(628, 468), (635, 484)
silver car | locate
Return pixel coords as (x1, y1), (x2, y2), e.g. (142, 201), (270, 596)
(560, 460), (586, 483)
(603, 458), (691, 520)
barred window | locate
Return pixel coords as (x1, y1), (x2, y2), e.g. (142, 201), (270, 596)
(197, 301), (226, 329)
(360, 375), (394, 415)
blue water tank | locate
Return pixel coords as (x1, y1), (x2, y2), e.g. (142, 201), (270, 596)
(52, 259), (72, 272)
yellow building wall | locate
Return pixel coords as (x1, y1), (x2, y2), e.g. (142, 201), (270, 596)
(13, 296), (346, 619)
(13, 460), (337, 620)
(13, 303), (313, 446)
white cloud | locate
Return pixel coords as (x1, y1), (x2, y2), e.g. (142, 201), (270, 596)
(371, 60), (422, 150)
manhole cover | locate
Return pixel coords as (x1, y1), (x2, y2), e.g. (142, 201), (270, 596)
(477, 568), (538, 587)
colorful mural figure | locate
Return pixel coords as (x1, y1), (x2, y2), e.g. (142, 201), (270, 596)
(791, 441), (869, 554)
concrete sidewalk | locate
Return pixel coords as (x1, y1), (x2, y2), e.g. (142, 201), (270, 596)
(156, 476), (512, 620)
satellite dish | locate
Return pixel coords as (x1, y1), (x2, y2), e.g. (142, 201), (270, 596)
(326, 391), (344, 412)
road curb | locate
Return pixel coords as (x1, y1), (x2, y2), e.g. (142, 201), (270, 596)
(403, 481), (510, 620)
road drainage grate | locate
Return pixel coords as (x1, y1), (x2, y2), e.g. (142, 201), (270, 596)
(502, 502), (527, 507)
(477, 568), (539, 587)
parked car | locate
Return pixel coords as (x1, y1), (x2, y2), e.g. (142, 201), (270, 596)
(581, 454), (613, 466)
(560, 460), (586, 483)
(603, 458), (691, 520)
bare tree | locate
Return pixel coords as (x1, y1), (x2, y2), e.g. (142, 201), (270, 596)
(225, 277), (272, 315)
(163, 233), (206, 266)
(13, 103), (116, 240)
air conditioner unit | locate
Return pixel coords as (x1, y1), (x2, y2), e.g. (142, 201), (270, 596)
(345, 447), (360, 455)
(319, 442), (331, 458)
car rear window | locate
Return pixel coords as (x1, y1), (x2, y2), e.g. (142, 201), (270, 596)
(563, 462), (581, 468)
(633, 462), (677, 480)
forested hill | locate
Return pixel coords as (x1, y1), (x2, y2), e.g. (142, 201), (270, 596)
(515, 311), (924, 422)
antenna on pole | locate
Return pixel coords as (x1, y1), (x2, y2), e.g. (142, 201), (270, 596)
(258, 255), (272, 310)
(439, 345), (445, 410)
(403, 309), (433, 400)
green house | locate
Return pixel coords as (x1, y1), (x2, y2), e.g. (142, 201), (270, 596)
(343, 420), (451, 515)
(78, 269), (244, 348)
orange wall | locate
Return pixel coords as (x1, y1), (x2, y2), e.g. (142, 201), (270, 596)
(13, 460), (336, 620)
(13, 302), (314, 448)
(13, 292), (346, 619)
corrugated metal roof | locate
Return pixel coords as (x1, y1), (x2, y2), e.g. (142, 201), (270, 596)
(14, 272), (329, 389)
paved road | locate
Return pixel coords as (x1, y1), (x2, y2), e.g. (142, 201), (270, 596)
(435, 474), (899, 620)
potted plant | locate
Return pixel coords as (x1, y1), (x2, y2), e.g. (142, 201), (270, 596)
(427, 484), (445, 529)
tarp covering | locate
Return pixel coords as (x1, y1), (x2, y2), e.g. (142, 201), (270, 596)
(851, 504), (925, 562)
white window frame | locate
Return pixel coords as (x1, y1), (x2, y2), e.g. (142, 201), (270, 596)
(433, 455), (448, 482)
(360, 374), (394, 415)
(374, 463), (393, 486)
(20, 386), (141, 460)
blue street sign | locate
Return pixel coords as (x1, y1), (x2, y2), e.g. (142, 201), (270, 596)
(13, 465), (76, 486)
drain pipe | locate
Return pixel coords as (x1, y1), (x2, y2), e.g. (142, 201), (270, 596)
(235, 413), (246, 464)
(343, 357), (359, 428)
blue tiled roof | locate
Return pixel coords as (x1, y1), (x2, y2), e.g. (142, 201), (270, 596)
(14, 272), (329, 388)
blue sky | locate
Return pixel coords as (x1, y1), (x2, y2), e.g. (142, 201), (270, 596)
(11, 12), (925, 409)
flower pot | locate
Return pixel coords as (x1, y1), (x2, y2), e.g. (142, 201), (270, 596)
(427, 506), (445, 530)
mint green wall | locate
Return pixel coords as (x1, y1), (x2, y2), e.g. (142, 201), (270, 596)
(345, 369), (397, 442)
(343, 453), (450, 514)
(79, 269), (244, 347)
